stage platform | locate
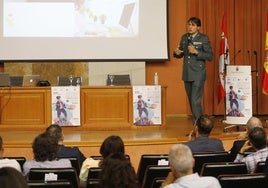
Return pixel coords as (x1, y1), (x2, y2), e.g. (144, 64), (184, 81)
(2, 115), (268, 171)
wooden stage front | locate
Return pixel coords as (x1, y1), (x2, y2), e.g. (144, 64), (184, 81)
(2, 115), (268, 171)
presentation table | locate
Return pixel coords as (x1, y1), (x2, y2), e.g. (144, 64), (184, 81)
(0, 86), (166, 131)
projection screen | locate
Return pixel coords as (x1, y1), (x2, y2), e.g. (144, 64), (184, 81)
(0, 0), (168, 61)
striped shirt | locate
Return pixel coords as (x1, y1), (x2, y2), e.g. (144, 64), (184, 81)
(234, 147), (268, 173)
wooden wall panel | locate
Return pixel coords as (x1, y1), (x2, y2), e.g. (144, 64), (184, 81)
(0, 88), (50, 130)
(187, 0), (268, 115)
(81, 87), (132, 130)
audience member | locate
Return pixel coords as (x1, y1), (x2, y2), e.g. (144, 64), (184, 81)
(183, 115), (224, 153)
(264, 156), (268, 176)
(23, 132), (72, 178)
(98, 152), (139, 188)
(0, 135), (22, 172)
(46, 124), (86, 167)
(229, 116), (263, 160)
(0, 167), (28, 188)
(79, 135), (125, 182)
(234, 127), (268, 173)
(161, 144), (221, 188)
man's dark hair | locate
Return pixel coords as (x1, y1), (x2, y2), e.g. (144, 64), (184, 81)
(46, 124), (63, 142)
(196, 115), (213, 136)
(248, 127), (267, 150)
(32, 132), (59, 161)
(188, 17), (201, 27)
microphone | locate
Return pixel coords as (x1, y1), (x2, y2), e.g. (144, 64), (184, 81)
(230, 50), (241, 65)
(247, 50), (251, 65)
(187, 34), (193, 45)
(253, 50), (258, 76)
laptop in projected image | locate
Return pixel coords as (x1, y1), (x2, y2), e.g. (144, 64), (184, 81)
(119, 2), (135, 30)
(22, 75), (40, 87)
(0, 73), (10, 87)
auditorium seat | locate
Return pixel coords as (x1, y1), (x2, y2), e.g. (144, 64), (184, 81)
(150, 177), (166, 188)
(137, 154), (169, 184)
(28, 167), (79, 188)
(200, 162), (248, 177)
(255, 161), (266, 173)
(57, 157), (80, 175)
(218, 173), (268, 188)
(27, 180), (73, 188)
(90, 154), (130, 161)
(141, 165), (170, 188)
(87, 167), (102, 179)
(5, 156), (26, 171)
(192, 151), (230, 174)
(86, 178), (100, 188)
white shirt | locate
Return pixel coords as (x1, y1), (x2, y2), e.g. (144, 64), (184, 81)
(164, 173), (222, 188)
(79, 157), (100, 182)
(23, 159), (71, 178)
(0, 158), (22, 172)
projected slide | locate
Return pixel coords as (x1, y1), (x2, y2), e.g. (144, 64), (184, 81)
(3, 0), (139, 37)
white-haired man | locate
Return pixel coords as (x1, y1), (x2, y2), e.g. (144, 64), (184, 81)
(161, 144), (221, 188)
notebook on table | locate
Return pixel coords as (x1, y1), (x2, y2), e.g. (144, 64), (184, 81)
(22, 75), (40, 87)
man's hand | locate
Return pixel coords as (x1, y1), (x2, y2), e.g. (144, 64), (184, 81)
(174, 47), (183, 55)
(188, 44), (198, 55)
(239, 140), (253, 154)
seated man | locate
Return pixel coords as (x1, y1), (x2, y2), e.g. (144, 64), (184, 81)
(0, 136), (22, 172)
(229, 116), (263, 160)
(46, 124), (86, 167)
(234, 127), (268, 173)
(161, 144), (221, 188)
(184, 115), (224, 153)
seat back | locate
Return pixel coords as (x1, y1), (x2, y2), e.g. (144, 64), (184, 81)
(106, 74), (131, 86)
(27, 180), (73, 188)
(28, 167), (79, 188)
(87, 167), (102, 179)
(5, 156), (26, 171)
(86, 178), (100, 188)
(57, 76), (82, 86)
(150, 177), (166, 188)
(255, 161), (266, 173)
(200, 162), (248, 177)
(218, 173), (268, 188)
(58, 157), (80, 175)
(137, 154), (169, 184)
(141, 165), (170, 188)
(193, 151), (230, 174)
(90, 154), (130, 161)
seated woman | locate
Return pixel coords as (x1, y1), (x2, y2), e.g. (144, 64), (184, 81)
(23, 132), (72, 178)
(79, 135), (125, 182)
(98, 152), (139, 188)
(0, 167), (28, 188)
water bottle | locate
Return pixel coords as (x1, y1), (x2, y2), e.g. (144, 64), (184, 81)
(154, 72), (158, 85)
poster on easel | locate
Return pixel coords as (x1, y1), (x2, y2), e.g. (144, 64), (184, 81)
(225, 66), (252, 125)
(133, 85), (161, 125)
(51, 86), (80, 126)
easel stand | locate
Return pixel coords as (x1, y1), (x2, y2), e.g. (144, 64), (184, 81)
(223, 66), (252, 132)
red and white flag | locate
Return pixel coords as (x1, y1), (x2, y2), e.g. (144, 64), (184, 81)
(262, 13), (268, 95)
(218, 14), (230, 104)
